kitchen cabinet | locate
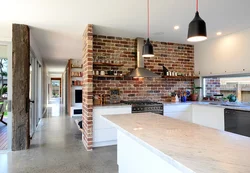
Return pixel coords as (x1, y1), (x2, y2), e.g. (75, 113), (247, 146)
(164, 104), (192, 122)
(192, 105), (224, 131)
(93, 105), (131, 147)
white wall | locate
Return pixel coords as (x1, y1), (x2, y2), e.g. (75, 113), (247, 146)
(0, 45), (7, 58)
(30, 32), (43, 65)
(195, 28), (250, 76)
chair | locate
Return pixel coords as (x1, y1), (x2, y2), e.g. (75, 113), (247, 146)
(0, 102), (7, 125)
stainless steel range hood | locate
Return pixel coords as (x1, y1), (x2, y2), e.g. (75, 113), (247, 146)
(130, 38), (160, 78)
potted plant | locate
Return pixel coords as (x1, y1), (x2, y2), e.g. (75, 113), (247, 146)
(227, 94), (237, 102)
(191, 84), (202, 101)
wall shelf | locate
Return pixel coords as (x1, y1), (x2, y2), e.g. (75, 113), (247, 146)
(93, 75), (124, 78)
(71, 75), (83, 77)
(162, 76), (199, 80)
(71, 66), (82, 68)
(93, 62), (124, 67)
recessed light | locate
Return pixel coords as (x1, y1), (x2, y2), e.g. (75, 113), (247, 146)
(174, 26), (180, 30)
(217, 32), (222, 36)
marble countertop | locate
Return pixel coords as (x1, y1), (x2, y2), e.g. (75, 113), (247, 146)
(102, 113), (250, 173)
(93, 104), (131, 109)
(163, 101), (250, 111)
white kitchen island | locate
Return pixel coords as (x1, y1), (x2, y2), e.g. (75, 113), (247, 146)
(102, 113), (250, 173)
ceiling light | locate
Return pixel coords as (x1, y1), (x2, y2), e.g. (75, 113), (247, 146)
(187, 0), (207, 42)
(217, 32), (222, 36)
(174, 26), (180, 30)
(142, 0), (154, 57)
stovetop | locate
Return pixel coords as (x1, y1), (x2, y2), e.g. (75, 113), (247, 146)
(121, 100), (162, 106)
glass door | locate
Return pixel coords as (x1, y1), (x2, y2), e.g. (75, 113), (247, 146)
(29, 55), (35, 137)
(0, 42), (11, 151)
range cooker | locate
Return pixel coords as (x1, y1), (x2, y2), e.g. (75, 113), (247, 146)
(121, 100), (163, 115)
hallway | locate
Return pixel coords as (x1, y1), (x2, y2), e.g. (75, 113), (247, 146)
(0, 98), (117, 173)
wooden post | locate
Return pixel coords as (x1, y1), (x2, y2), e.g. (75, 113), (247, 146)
(12, 24), (30, 151)
(236, 83), (242, 102)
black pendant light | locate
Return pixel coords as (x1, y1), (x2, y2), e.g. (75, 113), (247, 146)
(142, 0), (154, 57)
(187, 0), (207, 42)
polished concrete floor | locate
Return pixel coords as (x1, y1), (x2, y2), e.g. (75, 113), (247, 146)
(0, 98), (118, 173)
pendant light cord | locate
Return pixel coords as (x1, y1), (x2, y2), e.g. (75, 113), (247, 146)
(196, 0), (198, 12)
(147, 0), (150, 38)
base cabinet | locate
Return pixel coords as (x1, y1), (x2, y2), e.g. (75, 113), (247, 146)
(164, 105), (192, 122)
(164, 104), (225, 131)
(192, 105), (225, 131)
(93, 106), (131, 147)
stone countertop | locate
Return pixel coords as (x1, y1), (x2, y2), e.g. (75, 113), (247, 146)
(93, 104), (131, 109)
(162, 101), (250, 111)
(102, 113), (250, 173)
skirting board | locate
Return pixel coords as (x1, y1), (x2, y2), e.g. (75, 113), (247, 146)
(93, 140), (117, 148)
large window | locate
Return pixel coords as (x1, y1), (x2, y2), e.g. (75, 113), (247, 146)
(203, 76), (250, 102)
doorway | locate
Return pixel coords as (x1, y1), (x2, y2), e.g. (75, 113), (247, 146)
(51, 78), (61, 98)
(29, 51), (42, 138)
(0, 41), (12, 151)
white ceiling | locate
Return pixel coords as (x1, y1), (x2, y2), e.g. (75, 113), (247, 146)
(1, 0), (250, 73)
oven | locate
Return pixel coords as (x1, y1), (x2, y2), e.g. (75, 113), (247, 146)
(121, 100), (164, 115)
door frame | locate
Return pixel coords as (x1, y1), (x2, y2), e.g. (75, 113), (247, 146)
(51, 78), (62, 97)
(0, 41), (12, 152)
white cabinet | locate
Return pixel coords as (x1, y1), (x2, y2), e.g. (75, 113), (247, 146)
(164, 104), (192, 122)
(93, 106), (131, 147)
(192, 105), (224, 131)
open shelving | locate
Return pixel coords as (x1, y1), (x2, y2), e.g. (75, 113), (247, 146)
(93, 75), (124, 78)
(93, 62), (124, 67)
(162, 76), (199, 80)
(66, 59), (83, 117)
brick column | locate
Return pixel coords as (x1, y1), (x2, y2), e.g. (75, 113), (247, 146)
(82, 24), (93, 151)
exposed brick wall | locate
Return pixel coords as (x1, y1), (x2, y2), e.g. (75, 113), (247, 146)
(204, 78), (221, 96)
(93, 35), (195, 102)
(82, 24), (93, 151)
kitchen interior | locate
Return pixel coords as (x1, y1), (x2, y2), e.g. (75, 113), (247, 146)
(60, 0), (250, 172)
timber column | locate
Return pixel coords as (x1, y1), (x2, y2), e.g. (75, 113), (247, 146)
(12, 24), (30, 151)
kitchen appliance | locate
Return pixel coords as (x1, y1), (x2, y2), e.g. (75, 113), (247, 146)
(224, 109), (250, 137)
(121, 100), (163, 115)
(129, 38), (160, 78)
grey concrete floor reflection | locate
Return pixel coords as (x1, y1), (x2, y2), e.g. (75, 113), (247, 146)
(0, 98), (118, 173)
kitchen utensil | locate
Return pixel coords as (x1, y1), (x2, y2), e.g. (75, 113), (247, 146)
(100, 71), (105, 75)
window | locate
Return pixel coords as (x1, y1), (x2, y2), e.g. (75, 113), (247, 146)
(203, 76), (250, 102)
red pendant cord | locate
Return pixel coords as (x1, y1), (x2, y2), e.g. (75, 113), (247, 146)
(147, 0), (150, 38)
(196, 0), (198, 11)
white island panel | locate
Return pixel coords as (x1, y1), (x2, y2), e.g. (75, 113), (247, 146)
(117, 130), (182, 173)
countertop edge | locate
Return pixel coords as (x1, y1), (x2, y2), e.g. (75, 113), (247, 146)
(93, 104), (132, 109)
(163, 102), (250, 111)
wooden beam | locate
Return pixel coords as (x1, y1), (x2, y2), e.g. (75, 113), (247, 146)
(12, 24), (30, 151)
